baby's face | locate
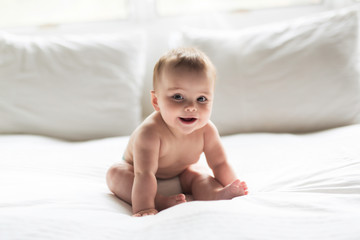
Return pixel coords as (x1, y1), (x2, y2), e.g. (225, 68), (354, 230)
(155, 67), (214, 135)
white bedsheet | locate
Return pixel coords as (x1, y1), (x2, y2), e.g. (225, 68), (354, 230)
(1, 124), (360, 240)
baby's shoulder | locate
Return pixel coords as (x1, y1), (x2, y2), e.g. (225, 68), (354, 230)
(124, 114), (162, 161)
(132, 113), (163, 142)
(203, 120), (219, 134)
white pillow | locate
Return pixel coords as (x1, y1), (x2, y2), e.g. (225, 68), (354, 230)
(0, 32), (146, 141)
(176, 8), (360, 135)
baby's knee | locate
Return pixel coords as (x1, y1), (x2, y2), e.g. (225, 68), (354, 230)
(106, 164), (118, 180)
(106, 165), (117, 191)
(180, 167), (202, 186)
(183, 167), (201, 178)
(106, 164), (133, 190)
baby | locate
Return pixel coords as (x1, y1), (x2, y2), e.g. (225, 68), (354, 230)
(106, 47), (247, 217)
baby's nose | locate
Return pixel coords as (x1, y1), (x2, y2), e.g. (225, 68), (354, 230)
(185, 104), (197, 112)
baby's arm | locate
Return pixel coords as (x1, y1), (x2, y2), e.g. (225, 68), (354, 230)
(203, 122), (238, 186)
(131, 129), (160, 216)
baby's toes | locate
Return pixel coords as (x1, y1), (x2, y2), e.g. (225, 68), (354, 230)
(240, 181), (248, 195)
(176, 194), (186, 203)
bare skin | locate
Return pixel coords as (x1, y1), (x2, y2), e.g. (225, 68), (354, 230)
(106, 161), (187, 215)
(106, 66), (248, 217)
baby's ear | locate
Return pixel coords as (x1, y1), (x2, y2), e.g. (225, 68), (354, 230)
(151, 91), (160, 111)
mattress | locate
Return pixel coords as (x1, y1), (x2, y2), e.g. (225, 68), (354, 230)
(1, 124), (360, 240)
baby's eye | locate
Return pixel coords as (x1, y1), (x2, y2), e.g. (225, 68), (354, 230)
(197, 96), (207, 102)
(172, 94), (184, 101)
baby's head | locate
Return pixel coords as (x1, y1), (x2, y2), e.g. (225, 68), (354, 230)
(151, 47), (216, 135)
(153, 47), (216, 92)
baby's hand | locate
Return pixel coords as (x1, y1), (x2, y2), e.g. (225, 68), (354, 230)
(133, 208), (158, 217)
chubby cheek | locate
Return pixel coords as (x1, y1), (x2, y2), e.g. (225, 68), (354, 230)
(159, 100), (181, 112)
(201, 105), (212, 121)
(158, 101), (181, 121)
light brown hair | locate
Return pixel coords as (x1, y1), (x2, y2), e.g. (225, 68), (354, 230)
(153, 47), (216, 91)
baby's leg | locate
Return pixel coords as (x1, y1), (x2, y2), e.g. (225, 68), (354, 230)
(155, 194), (186, 211)
(179, 165), (247, 201)
(106, 163), (134, 204)
(106, 163), (186, 212)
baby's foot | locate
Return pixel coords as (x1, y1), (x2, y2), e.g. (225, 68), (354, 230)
(215, 179), (248, 200)
(155, 193), (187, 211)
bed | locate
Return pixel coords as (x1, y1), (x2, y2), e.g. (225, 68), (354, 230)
(1, 7), (360, 240)
(1, 124), (360, 239)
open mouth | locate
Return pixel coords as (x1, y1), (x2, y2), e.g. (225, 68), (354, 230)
(179, 117), (197, 124)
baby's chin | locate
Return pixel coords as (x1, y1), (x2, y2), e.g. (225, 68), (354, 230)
(176, 118), (208, 134)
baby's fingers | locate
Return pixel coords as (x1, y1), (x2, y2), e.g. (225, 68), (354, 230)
(133, 208), (158, 217)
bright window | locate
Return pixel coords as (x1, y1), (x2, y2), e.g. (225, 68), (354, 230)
(0, 0), (128, 28)
(156, 0), (323, 16)
(0, 0), (326, 27)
